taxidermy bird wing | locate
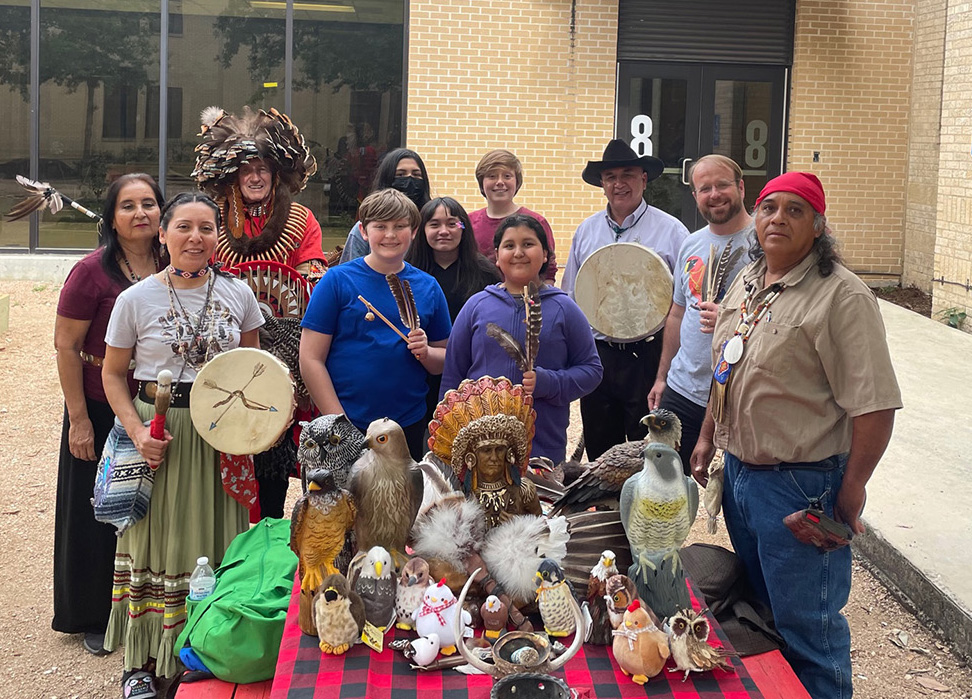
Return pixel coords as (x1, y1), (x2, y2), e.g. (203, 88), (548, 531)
(5, 175), (63, 221)
(523, 282), (542, 371)
(486, 322), (528, 372)
(561, 511), (632, 594)
(386, 273), (420, 330)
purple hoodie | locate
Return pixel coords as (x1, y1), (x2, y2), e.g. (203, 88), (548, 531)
(440, 284), (603, 463)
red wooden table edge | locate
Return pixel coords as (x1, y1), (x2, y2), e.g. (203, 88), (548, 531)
(742, 651), (811, 699)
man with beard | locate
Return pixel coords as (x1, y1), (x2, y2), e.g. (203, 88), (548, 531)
(647, 155), (752, 469)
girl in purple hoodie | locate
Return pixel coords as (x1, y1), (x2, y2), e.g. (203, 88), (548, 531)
(440, 214), (602, 463)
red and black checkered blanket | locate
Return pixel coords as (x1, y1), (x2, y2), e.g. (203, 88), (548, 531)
(271, 577), (764, 698)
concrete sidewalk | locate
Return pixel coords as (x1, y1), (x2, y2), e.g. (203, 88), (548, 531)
(855, 300), (972, 658)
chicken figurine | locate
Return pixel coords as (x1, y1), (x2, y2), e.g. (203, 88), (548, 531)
(349, 546), (397, 631)
(536, 558), (576, 638)
(587, 550), (618, 644)
(413, 578), (471, 656)
(395, 556), (430, 631)
(315, 573), (366, 655)
(480, 594), (509, 641)
(611, 600), (670, 685)
(669, 608), (735, 681)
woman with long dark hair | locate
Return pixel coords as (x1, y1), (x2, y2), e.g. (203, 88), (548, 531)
(52, 173), (164, 655)
(338, 147), (432, 263)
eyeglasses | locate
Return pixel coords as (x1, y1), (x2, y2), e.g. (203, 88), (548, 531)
(695, 181), (738, 196)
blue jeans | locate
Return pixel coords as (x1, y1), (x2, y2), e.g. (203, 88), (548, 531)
(722, 452), (853, 699)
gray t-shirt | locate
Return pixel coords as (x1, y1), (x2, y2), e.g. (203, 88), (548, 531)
(666, 222), (753, 406)
(105, 274), (264, 382)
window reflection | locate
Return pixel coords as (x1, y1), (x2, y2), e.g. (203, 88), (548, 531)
(38, 1), (162, 249)
(0, 2), (33, 248)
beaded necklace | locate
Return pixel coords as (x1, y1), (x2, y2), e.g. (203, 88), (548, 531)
(165, 270), (218, 370)
(120, 250), (160, 282)
(167, 264), (211, 280)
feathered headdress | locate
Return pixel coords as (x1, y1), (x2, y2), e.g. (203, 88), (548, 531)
(428, 377), (536, 488)
(192, 106), (317, 197)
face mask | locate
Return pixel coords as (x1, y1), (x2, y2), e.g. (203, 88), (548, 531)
(391, 176), (425, 206)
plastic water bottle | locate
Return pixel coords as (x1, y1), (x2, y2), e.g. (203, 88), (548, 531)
(188, 556), (216, 601)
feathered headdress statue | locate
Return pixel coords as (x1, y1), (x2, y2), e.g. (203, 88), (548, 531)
(428, 377), (536, 488)
(485, 282), (541, 372)
(192, 106), (316, 196)
(5, 175), (102, 223)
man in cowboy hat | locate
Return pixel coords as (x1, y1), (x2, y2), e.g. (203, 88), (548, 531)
(561, 139), (689, 460)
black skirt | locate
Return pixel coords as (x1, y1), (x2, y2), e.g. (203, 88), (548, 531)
(51, 398), (119, 635)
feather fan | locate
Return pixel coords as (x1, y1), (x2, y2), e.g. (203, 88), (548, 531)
(386, 273), (420, 331)
(5, 175), (100, 223)
(703, 240), (743, 303)
(486, 322), (528, 371)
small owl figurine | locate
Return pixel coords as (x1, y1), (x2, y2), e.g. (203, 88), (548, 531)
(611, 599), (670, 685)
(668, 608), (735, 681)
(349, 546), (397, 631)
(395, 557), (430, 630)
(605, 574), (637, 630)
(535, 558), (576, 638)
(298, 414), (366, 491)
(315, 573), (366, 655)
(480, 594), (509, 641)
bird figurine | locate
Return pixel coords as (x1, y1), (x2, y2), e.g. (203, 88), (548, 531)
(395, 556), (431, 631)
(290, 468), (356, 635)
(611, 599), (670, 685)
(412, 578), (471, 656)
(668, 608), (735, 681)
(409, 632), (441, 667)
(315, 573), (366, 655)
(619, 439), (697, 619)
(480, 594), (509, 641)
(536, 558), (577, 638)
(297, 413), (366, 492)
(348, 418), (425, 567)
(550, 408), (682, 514)
(586, 550), (618, 644)
(703, 453), (725, 534)
(605, 574), (639, 630)
(349, 546), (397, 631)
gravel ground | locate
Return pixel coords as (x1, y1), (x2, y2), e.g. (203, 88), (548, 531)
(1, 279), (969, 699)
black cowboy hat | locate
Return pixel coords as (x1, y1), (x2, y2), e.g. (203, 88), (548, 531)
(581, 139), (665, 186)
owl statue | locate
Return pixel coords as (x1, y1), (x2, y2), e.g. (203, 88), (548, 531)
(297, 414), (366, 492)
(668, 608), (735, 680)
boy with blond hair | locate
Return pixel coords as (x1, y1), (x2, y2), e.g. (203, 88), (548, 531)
(470, 149), (557, 281)
(300, 189), (451, 459)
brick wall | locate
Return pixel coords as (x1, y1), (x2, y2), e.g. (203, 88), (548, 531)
(932, 4), (972, 328)
(788, 0), (914, 281)
(904, 0), (946, 293)
(406, 0), (618, 271)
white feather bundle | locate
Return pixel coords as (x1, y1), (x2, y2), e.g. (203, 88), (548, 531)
(410, 497), (487, 571)
(538, 515), (570, 562)
(199, 106), (225, 127)
(481, 515), (570, 604)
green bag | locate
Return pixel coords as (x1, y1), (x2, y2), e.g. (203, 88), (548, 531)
(175, 518), (298, 683)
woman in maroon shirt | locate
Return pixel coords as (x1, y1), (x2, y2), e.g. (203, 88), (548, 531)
(51, 173), (164, 655)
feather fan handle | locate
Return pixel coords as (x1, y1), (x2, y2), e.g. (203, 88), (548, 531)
(523, 282), (542, 371)
(486, 322), (528, 372)
(386, 273), (419, 331)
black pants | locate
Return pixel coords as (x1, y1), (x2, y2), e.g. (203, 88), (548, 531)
(580, 334), (664, 460)
(658, 385), (707, 475)
(402, 418), (427, 462)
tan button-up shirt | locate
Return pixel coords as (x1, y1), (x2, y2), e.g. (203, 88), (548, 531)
(711, 252), (902, 465)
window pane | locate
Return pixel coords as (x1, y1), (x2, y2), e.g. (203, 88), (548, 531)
(166, 1), (285, 197)
(713, 79), (773, 212)
(0, 1), (32, 249)
(38, 0), (162, 249)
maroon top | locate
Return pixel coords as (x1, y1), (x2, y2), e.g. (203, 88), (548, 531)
(57, 250), (136, 403)
(469, 206), (558, 281)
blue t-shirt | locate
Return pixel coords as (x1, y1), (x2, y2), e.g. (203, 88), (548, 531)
(301, 257), (452, 430)
(667, 223), (753, 406)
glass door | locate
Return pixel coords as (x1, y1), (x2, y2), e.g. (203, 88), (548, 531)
(617, 62), (788, 231)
